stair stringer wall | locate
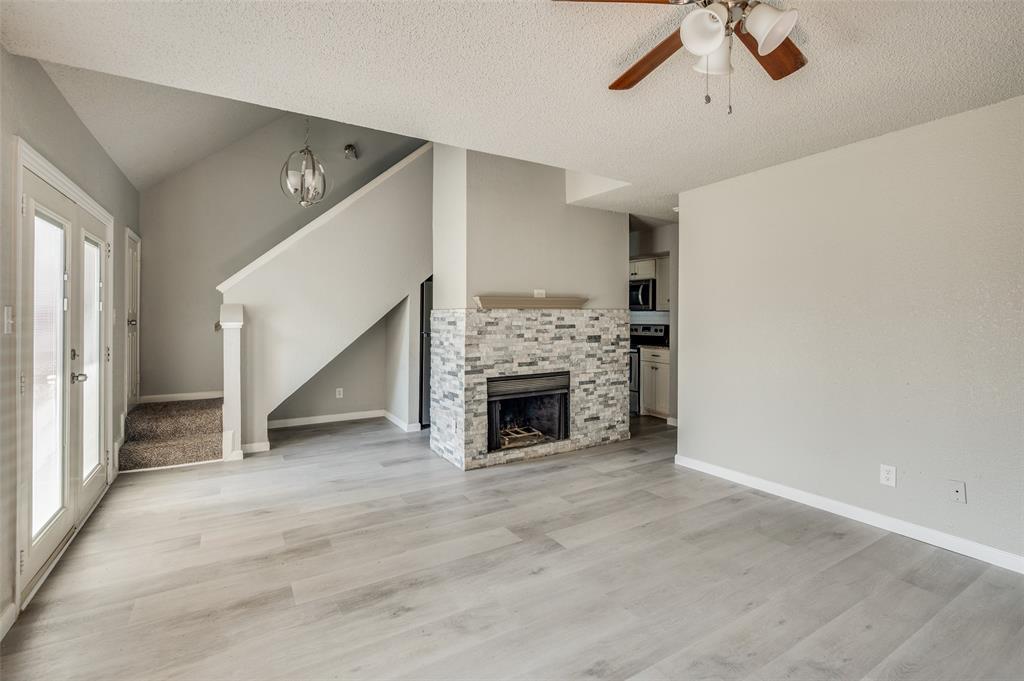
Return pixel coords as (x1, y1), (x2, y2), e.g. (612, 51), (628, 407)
(220, 144), (433, 447)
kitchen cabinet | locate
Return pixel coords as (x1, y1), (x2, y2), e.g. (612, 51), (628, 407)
(640, 351), (671, 418)
(655, 256), (670, 310)
(629, 258), (656, 280)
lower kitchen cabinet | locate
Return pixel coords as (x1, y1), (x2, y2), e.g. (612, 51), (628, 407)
(640, 359), (670, 418)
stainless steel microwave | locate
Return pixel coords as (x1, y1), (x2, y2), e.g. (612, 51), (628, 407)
(629, 279), (655, 311)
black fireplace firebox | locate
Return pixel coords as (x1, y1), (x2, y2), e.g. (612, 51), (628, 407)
(487, 372), (570, 452)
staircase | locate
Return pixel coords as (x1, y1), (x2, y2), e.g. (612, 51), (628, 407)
(119, 399), (223, 471)
(218, 142), (434, 449)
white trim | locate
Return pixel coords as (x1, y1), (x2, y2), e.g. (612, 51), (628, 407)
(268, 409), (387, 429)
(138, 391), (223, 404)
(217, 142), (433, 293)
(1, 602), (16, 640)
(242, 442), (271, 454)
(675, 455), (1024, 575)
(16, 138), (114, 227)
(384, 411), (422, 433)
(117, 458), (222, 474)
(666, 417), (678, 427)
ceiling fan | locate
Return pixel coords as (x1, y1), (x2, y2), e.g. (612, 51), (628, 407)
(557, 0), (807, 91)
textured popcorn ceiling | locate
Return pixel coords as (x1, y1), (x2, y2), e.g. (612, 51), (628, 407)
(3, 1), (1023, 218)
(40, 63), (282, 190)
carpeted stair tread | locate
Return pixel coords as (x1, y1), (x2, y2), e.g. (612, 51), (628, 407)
(125, 398), (222, 441)
(121, 398), (223, 471)
(119, 432), (222, 472)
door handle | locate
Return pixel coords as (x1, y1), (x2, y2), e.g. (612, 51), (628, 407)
(127, 319), (138, 327)
(71, 372), (88, 384)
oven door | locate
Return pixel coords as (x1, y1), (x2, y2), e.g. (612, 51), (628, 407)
(629, 280), (655, 311)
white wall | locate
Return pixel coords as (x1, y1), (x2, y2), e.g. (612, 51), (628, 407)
(140, 114), (423, 400)
(677, 96), (1024, 557)
(466, 151), (628, 309)
(0, 48), (139, 622)
(431, 144), (468, 310)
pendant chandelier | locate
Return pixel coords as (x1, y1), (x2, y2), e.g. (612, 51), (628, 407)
(280, 117), (328, 207)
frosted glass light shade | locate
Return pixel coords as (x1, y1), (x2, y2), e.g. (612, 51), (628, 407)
(693, 36), (733, 75)
(280, 146), (327, 207)
(680, 3), (729, 57)
(745, 4), (798, 56)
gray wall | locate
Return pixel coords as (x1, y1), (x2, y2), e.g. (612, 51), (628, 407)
(139, 114), (422, 397)
(0, 49), (139, 614)
(466, 151), (628, 309)
(677, 96), (1024, 556)
(269, 319), (387, 421)
(630, 216), (679, 419)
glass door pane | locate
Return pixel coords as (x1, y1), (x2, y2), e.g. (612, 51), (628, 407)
(81, 239), (102, 477)
(31, 213), (66, 537)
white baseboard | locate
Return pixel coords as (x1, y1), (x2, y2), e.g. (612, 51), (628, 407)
(268, 409), (387, 430)
(138, 391), (223, 404)
(242, 441), (270, 454)
(1, 601), (16, 641)
(384, 411), (422, 433)
(666, 417), (678, 427)
(675, 455), (1024, 575)
(268, 410), (421, 433)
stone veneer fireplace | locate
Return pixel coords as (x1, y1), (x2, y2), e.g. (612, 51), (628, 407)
(430, 308), (630, 469)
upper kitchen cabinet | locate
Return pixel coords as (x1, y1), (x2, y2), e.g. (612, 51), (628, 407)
(629, 258), (656, 280)
(655, 256), (670, 311)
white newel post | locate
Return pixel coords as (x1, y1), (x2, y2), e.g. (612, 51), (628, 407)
(220, 303), (245, 460)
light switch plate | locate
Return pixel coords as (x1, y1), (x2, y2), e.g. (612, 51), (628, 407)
(879, 464), (897, 488)
(948, 480), (966, 504)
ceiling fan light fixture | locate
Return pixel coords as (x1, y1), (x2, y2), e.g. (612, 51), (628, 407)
(744, 3), (799, 56)
(680, 2), (729, 57)
(693, 35), (733, 76)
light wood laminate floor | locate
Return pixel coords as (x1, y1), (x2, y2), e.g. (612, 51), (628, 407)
(2, 417), (1021, 680)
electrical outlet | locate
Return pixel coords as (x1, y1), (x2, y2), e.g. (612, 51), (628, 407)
(533, 289), (546, 298)
(948, 480), (966, 504)
(335, 388), (344, 399)
(879, 464), (897, 488)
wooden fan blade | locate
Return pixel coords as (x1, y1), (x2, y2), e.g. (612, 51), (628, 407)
(734, 23), (807, 81)
(553, 1), (685, 4)
(609, 30), (683, 90)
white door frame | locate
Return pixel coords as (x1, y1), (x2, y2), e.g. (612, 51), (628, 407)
(123, 226), (141, 459)
(12, 137), (116, 610)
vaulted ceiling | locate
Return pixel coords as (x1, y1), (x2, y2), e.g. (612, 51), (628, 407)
(4, 1), (1023, 218)
(40, 63), (282, 190)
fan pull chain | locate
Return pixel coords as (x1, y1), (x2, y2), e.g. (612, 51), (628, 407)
(728, 68), (733, 115)
(704, 63), (711, 104)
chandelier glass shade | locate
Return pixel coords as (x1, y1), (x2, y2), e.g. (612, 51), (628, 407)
(280, 120), (328, 207)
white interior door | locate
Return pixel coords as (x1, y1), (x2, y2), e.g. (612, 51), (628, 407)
(125, 231), (140, 410)
(18, 170), (109, 602)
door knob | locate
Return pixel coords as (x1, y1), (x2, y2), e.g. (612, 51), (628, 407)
(71, 372), (88, 384)
(127, 319), (138, 327)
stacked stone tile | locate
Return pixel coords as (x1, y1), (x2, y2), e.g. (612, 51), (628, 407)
(430, 308), (630, 469)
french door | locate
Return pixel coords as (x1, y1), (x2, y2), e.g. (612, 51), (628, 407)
(18, 170), (109, 601)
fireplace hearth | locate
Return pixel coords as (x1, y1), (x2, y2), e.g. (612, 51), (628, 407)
(487, 372), (569, 452)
